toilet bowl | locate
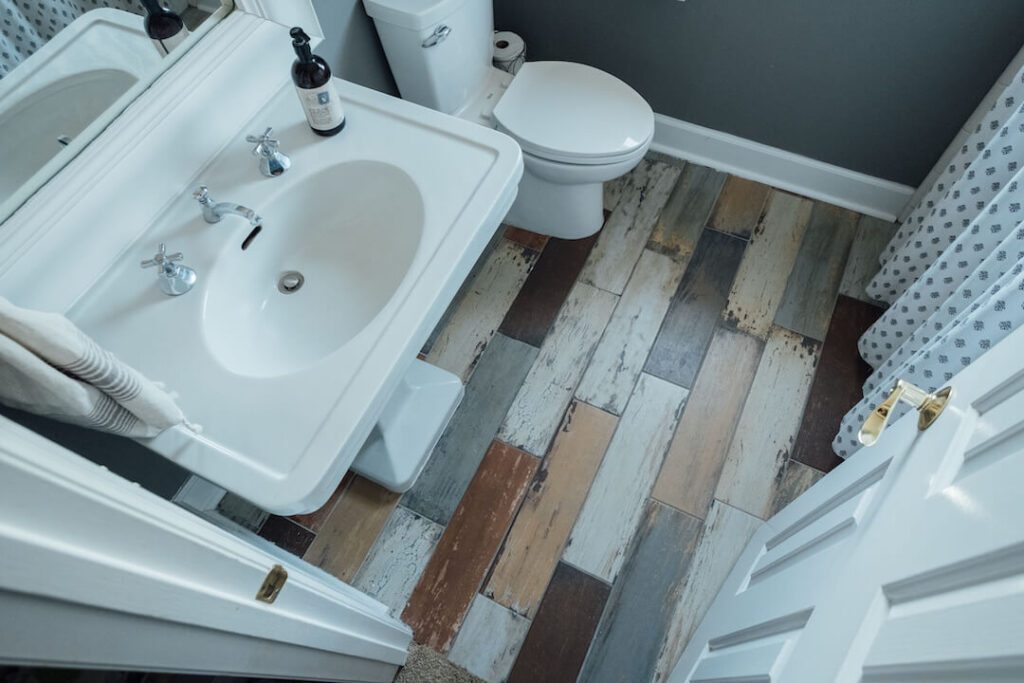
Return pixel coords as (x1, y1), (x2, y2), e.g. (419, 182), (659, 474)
(362, 0), (654, 239)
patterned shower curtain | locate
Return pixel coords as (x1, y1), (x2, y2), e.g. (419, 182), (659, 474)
(833, 60), (1024, 459)
(0, 0), (143, 78)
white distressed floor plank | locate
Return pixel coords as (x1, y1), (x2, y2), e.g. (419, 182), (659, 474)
(426, 238), (538, 381)
(498, 281), (618, 457)
(352, 505), (443, 616)
(580, 160), (682, 295)
(564, 373), (689, 583)
(713, 326), (821, 519)
(576, 249), (687, 415)
(448, 594), (532, 683)
(723, 191), (814, 339)
(654, 500), (762, 680)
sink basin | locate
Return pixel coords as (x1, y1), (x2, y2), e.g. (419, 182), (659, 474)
(203, 161), (424, 378)
(64, 79), (522, 513)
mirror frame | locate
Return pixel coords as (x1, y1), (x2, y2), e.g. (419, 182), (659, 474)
(0, 1), (236, 225)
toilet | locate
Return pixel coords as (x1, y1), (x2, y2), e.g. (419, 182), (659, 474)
(362, 0), (654, 239)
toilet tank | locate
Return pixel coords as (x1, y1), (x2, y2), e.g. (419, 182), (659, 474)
(363, 0), (493, 115)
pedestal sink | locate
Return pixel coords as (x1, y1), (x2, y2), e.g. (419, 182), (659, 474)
(67, 81), (523, 513)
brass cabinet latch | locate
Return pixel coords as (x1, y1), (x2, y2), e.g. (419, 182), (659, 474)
(256, 564), (288, 603)
(858, 379), (952, 447)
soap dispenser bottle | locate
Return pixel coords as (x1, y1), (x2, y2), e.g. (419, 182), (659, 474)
(290, 27), (345, 137)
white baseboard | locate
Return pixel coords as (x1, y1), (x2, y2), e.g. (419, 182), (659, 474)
(650, 113), (915, 222)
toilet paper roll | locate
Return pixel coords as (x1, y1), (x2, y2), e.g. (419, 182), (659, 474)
(493, 31), (526, 74)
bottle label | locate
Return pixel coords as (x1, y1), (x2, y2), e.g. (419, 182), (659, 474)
(297, 81), (345, 131)
(152, 27), (190, 57)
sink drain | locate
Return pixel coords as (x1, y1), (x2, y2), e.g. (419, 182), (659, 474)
(278, 271), (305, 294)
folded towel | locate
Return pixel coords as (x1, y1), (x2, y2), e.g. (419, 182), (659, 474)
(0, 296), (191, 438)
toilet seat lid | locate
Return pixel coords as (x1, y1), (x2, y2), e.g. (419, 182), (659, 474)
(493, 61), (654, 165)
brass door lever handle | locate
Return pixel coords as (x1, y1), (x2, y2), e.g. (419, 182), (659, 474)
(858, 379), (952, 447)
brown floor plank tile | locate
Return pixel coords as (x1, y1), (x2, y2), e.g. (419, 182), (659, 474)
(499, 232), (600, 348)
(257, 516), (315, 557)
(507, 562), (610, 683)
(648, 164), (727, 259)
(708, 175), (772, 240)
(503, 225), (549, 252)
(578, 500), (702, 683)
(303, 476), (400, 582)
(402, 441), (539, 652)
(652, 328), (764, 519)
(774, 202), (859, 341)
(485, 401), (618, 618)
(644, 229), (746, 389)
(289, 472), (352, 533)
(791, 295), (883, 472)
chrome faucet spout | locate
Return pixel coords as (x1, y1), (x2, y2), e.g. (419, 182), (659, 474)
(193, 185), (263, 227)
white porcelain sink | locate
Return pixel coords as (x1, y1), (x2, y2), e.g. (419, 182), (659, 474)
(203, 160), (424, 378)
(68, 81), (522, 513)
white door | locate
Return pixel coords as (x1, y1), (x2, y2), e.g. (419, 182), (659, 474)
(670, 324), (1024, 682)
(0, 416), (411, 681)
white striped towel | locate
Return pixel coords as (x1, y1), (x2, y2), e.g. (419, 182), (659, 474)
(0, 296), (193, 438)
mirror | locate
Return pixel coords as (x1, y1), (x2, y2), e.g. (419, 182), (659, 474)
(0, 0), (232, 222)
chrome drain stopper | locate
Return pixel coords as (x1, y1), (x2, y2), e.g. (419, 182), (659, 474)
(278, 271), (304, 294)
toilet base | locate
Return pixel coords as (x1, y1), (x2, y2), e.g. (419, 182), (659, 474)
(350, 359), (463, 492)
(505, 168), (605, 240)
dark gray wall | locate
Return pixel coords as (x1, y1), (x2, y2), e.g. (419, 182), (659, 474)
(313, 0), (397, 96)
(494, 0), (1024, 185)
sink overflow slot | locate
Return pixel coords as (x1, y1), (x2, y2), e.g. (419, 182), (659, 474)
(278, 271), (304, 294)
(241, 225), (263, 251)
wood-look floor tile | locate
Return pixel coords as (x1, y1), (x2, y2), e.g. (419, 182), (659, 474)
(839, 214), (899, 304)
(485, 401), (617, 618)
(708, 175), (771, 240)
(792, 295), (882, 472)
(404, 333), (538, 525)
(603, 176), (627, 213)
(303, 476), (400, 582)
(652, 328), (763, 519)
(403, 441), (538, 652)
(425, 238), (538, 382)
(578, 499), (702, 683)
(576, 249), (688, 415)
(499, 233), (600, 348)
(653, 500), (762, 679)
(644, 229), (746, 389)
(215, 492), (268, 532)
(580, 160), (682, 295)
(648, 163), (727, 260)
(507, 562), (610, 683)
(774, 202), (859, 341)
(503, 224), (549, 252)
(714, 326), (821, 519)
(257, 516), (315, 557)
(722, 191), (814, 339)
(353, 505), (443, 616)
(564, 373), (689, 583)
(768, 459), (825, 517)
(289, 473), (352, 533)
(498, 282), (618, 457)
(448, 595), (532, 683)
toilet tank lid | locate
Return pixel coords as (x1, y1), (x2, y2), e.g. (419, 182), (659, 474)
(362, 0), (469, 31)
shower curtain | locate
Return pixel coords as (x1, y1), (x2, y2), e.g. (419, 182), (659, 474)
(833, 58), (1024, 459)
(0, 0), (143, 78)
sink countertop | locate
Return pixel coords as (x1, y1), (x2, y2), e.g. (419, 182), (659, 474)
(69, 79), (523, 513)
